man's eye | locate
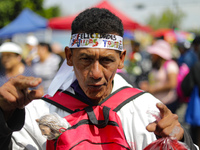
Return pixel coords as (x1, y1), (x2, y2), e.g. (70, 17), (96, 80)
(101, 58), (113, 62)
(80, 57), (93, 62)
(81, 58), (90, 60)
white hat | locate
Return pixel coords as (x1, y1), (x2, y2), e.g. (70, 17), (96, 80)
(26, 35), (38, 46)
(0, 42), (22, 54)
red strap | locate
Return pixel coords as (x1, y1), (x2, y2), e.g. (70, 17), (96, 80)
(43, 87), (143, 113)
(43, 91), (89, 112)
(101, 87), (143, 110)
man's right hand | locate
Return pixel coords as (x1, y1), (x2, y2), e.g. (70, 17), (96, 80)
(0, 75), (43, 120)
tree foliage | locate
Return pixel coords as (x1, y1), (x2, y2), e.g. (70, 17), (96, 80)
(146, 8), (185, 30)
(0, 0), (60, 28)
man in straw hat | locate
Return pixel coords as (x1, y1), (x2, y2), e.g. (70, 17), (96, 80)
(0, 8), (198, 150)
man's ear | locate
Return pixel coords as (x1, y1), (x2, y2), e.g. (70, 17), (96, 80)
(118, 49), (126, 69)
(64, 46), (73, 66)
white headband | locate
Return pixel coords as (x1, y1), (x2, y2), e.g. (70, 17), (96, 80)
(69, 33), (123, 51)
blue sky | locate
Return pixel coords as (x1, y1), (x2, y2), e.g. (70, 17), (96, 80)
(44, 0), (200, 30)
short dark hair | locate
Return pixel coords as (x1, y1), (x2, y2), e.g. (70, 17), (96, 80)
(71, 8), (124, 37)
(39, 42), (52, 52)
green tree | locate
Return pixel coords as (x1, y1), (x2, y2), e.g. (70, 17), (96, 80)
(0, 0), (60, 28)
(146, 8), (185, 30)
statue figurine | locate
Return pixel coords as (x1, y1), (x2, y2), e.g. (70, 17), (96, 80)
(36, 113), (70, 140)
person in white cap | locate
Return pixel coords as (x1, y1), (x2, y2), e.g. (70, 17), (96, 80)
(0, 8), (198, 150)
(0, 42), (37, 87)
(25, 35), (39, 66)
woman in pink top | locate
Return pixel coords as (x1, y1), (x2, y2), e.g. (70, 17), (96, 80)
(139, 39), (179, 113)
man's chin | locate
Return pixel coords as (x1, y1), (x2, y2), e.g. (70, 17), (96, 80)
(87, 92), (108, 104)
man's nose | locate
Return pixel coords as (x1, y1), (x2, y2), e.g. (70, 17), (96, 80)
(89, 61), (103, 79)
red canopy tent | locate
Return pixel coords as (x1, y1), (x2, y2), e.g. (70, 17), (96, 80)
(48, 0), (151, 31)
(150, 28), (173, 38)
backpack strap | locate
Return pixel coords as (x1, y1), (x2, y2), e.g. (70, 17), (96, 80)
(100, 86), (145, 111)
(42, 90), (89, 113)
(42, 86), (145, 113)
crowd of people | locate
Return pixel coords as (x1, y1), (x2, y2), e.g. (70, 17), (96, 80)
(0, 7), (199, 150)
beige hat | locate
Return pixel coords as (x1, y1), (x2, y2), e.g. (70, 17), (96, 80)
(0, 42), (22, 54)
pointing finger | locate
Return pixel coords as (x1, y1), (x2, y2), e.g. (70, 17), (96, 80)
(10, 76), (42, 90)
(156, 103), (171, 118)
